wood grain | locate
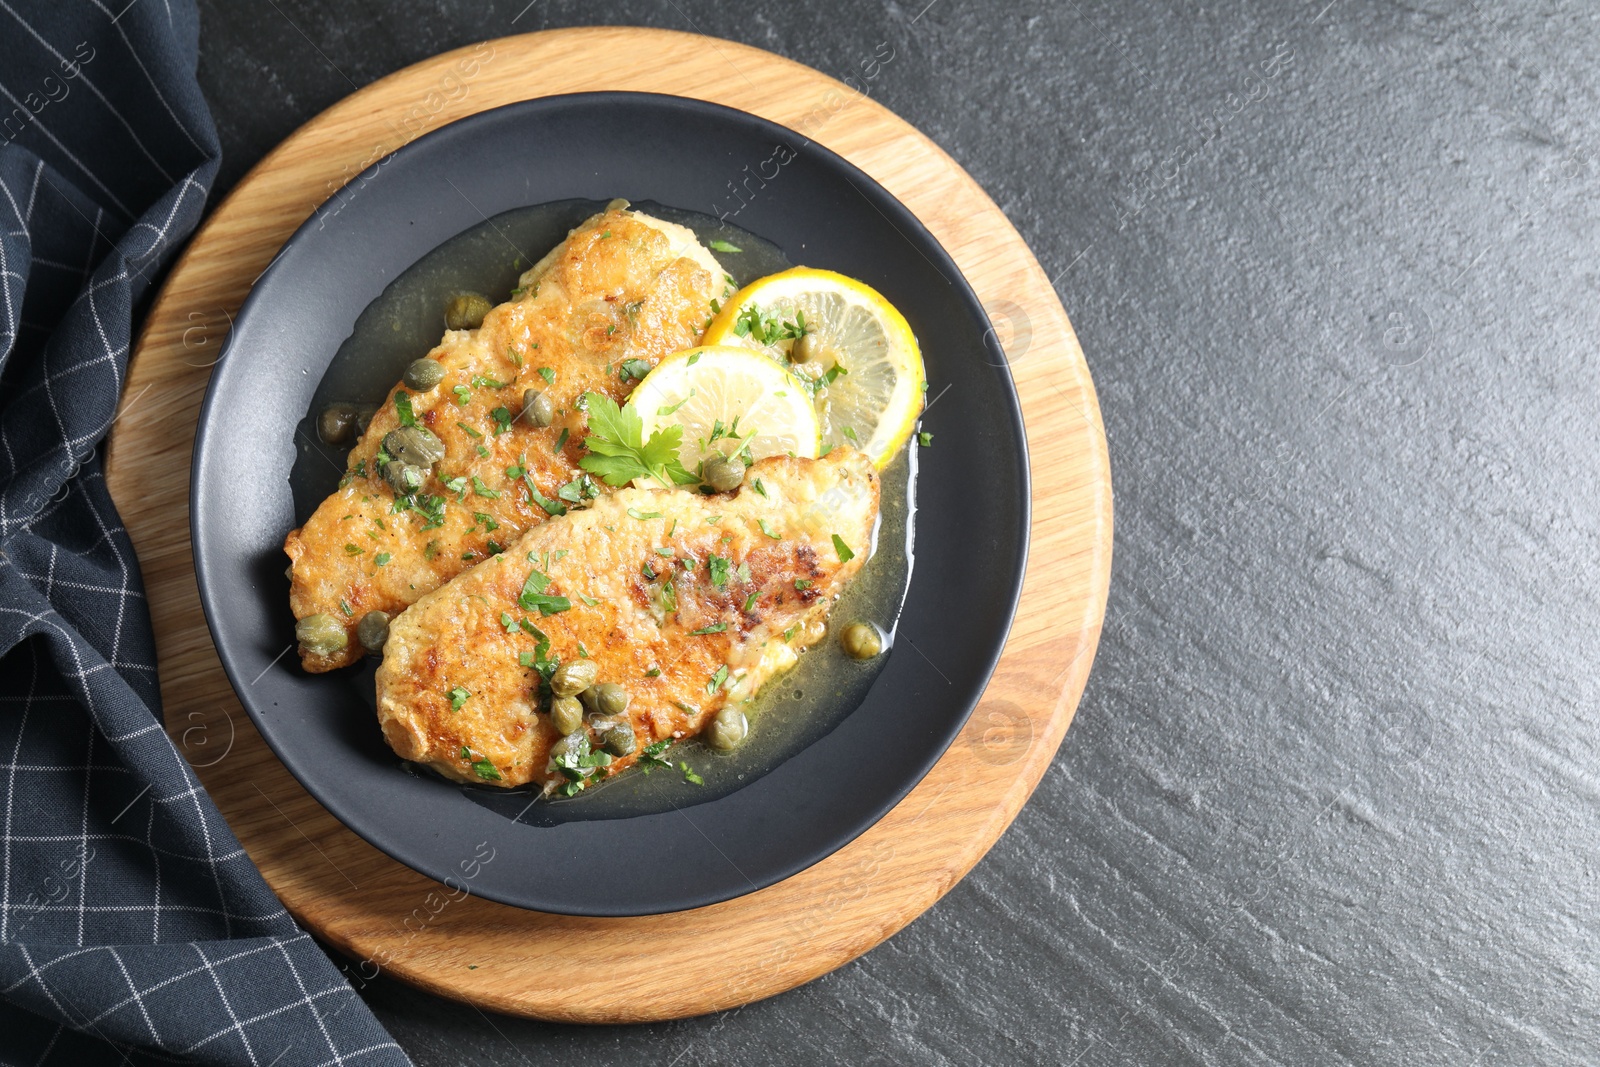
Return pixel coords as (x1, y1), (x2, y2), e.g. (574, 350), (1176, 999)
(103, 27), (1111, 1022)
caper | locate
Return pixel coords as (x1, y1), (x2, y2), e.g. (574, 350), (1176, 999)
(317, 403), (358, 445)
(791, 331), (836, 372)
(444, 292), (492, 330)
(592, 682), (630, 718)
(705, 706), (748, 750)
(550, 660), (599, 698)
(550, 732), (585, 762)
(839, 621), (883, 660)
(549, 695), (584, 736)
(403, 358), (446, 391)
(295, 613), (347, 656)
(601, 722), (636, 756)
(355, 610), (390, 653)
(605, 197), (631, 212)
(354, 404), (379, 435)
(701, 453), (746, 492)
(383, 425), (445, 467)
(578, 685), (601, 713)
(520, 388), (555, 428)
(383, 460), (425, 496)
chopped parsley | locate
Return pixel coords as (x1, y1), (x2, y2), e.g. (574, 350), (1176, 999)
(640, 738), (673, 771)
(394, 390), (417, 427)
(708, 554), (731, 588)
(553, 427), (570, 452)
(338, 599), (353, 617)
(375, 552), (392, 566)
(645, 667), (662, 678)
(657, 391), (695, 417)
(918, 431), (934, 447)
(752, 478), (767, 497)
(452, 385), (472, 406)
(518, 567), (571, 616)
(680, 762), (705, 786)
(344, 543), (363, 556)
(524, 472), (566, 516)
(757, 518), (781, 539)
(537, 366), (555, 385)
(708, 239), (742, 253)
(490, 406), (513, 434)
(471, 476), (500, 499)
(794, 579), (813, 591)
(707, 665), (729, 694)
(474, 512), (499, 532)
(832, 534), (856, 562)
(733, 304), (806, 345)
(691, 622), (728, 635)
(627, 508), (662, 521)
(458, 746), (500, 780)
(471, 374), (506, 389)
(449, 687), (470, 711)
(743, 591), (758, 612)
(842, 425), (859, 444)
(619, 358), (651, 383)
(578, 392), (697, 487)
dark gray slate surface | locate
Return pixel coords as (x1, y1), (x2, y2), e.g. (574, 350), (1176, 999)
(192, 1), (1599, 1063)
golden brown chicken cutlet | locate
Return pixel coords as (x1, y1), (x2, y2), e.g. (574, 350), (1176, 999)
(374, 450), (880, 792)
(285, 207), (729, 671)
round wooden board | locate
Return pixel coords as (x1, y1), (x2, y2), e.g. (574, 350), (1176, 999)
(105, 26), (1111, 1022)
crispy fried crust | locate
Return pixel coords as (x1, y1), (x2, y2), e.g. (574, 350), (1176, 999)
(374, 450), (880, 790)
(285, 208), (726, 670)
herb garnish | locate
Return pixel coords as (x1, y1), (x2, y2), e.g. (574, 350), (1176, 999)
(449, 687), (470, 711)
(518, 567), (572, 616)
(394, 390), (417, 427)
(708, 555), (731, 588)
(680, 762), (705, 786)
(832, 534), (856, 562)
(578, 392), (697, 487)
(690, 622), (728, 635)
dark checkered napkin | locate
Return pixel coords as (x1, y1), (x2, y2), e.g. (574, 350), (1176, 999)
(0, 3), (409, 1063)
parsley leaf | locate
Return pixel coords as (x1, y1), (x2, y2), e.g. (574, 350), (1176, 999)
(918, 431), (934, 447)
(708, 239), (742, 253)
(518, 567), (572, 616)
(394, 391), (417, 427)
(832, 534), (856, 562)
(578, 392), (698, 487)
(691, 622), (728, 635)
(708, 554), (731, 588)
(640, 738), (673, 772)
(680, 762), (705, 786)
(449, 687), (470, 711)
(537, 366), (555, 385)
(707, 665), (728, 694)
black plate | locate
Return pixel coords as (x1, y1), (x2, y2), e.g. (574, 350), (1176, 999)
(192, 93), (1029, 916)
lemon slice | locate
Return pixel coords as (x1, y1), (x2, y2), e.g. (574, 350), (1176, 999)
(632, 345), (820, 481)
(703, 267), (925, 467)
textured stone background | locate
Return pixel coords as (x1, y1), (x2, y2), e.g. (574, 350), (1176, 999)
(192, 1), (1600, 1063)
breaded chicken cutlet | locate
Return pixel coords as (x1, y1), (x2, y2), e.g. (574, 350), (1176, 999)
(374, 450), (879, 792)
(285, 206), (729, 671)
